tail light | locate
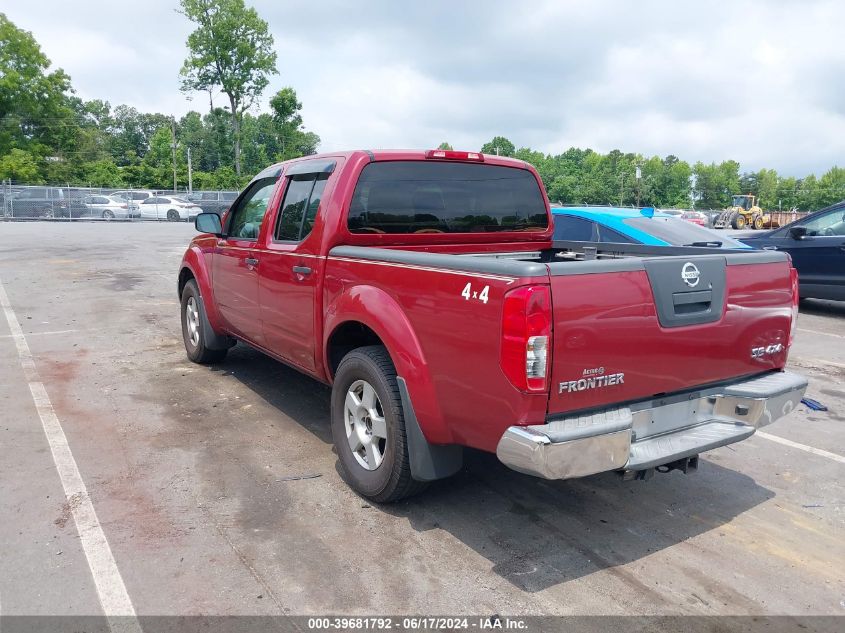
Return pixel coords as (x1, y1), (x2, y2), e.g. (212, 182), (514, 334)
(788, 266), (799, 346)
(501, 285), (552, 393)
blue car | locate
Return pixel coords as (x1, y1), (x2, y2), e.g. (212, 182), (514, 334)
(551, 206), (751, 249)
(740, 201), (845, 301)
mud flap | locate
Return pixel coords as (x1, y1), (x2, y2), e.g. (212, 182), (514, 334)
(397, 377), (463, 482)
(197, 289), (235, 351)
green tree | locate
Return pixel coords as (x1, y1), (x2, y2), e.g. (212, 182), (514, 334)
(480, 136), (515, 157)
(815, 166), (845, 208)
(178, 0), (278, 177)
(0, 13), (76, 171)
(437, 142), (453, 151)
(0, 148), (40, 182)
(81, 159), (124, 187)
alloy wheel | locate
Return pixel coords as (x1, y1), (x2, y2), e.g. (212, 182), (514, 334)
(344, 379), (388, 470)
(185, 296), (200, 347)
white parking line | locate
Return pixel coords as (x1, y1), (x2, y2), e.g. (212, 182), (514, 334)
(756, 431), (845, 465)
(798, 327), (844, 339)
(0, 280), (140, 631)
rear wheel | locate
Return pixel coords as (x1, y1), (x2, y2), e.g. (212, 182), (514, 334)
(42, 207), (55, 219)
(753, 215), (764, 230)
(102, 210), (115, 221)
(167, 209), (179, 222)
(180, 280), (228, 364)
(331, 346), (427, 503)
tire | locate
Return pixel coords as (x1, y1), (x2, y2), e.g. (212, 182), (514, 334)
(167, 209), (179, 222)
(42, 207), (55, 219)
(732, 214), (746, 230)
(331, 346), (427, 503)
(180, 280), (228, 364)
(753, 216), (764, 230)
(102, 210), (115, 221)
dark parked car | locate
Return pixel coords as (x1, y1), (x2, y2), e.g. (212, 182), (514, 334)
(186, 191), (238, 217)
(741, 201), (845, 301)
(6, 187), (70, 218)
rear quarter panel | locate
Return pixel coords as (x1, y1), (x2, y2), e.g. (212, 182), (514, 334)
(323, 255), (549, 451)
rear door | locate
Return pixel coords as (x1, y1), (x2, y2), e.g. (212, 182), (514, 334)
(258, 160), (335, 371)
(212, 178), (278, 344)
(546, 252), (794, 415)
(139, 197), (159, 220)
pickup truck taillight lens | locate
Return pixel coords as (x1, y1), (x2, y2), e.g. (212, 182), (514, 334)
(789, 266), (799, 346)
(501, 285), (552, 393)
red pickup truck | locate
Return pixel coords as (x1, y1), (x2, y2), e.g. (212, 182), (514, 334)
(178, 149), (807, 502)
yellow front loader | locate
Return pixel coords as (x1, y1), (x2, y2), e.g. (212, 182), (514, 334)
(713, 195), (773, 230)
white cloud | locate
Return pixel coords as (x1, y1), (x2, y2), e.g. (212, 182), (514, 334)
(3, 0), (844, 176)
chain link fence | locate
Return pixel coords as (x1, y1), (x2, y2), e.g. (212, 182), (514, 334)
(0, 181), (238, 222)
(1, 180), (811, 228)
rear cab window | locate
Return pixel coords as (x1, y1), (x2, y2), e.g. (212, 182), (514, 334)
(347, 161), (548, 234)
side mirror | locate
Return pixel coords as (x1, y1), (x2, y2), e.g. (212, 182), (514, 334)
(788, 226), (808, 240)
(195, 212), (222, 236)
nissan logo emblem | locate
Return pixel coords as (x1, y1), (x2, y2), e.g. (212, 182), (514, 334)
(681, 262), (701, 287)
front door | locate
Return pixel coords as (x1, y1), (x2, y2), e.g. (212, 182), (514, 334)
(259, 172), (330, 372)
(212, 177), (279, 343)
(782, 208), (845, 299)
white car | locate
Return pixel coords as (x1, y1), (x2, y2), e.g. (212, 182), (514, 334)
(81, 195), (139, 220)
(138, 196), (203, 221)
(111, 190), (156, 207)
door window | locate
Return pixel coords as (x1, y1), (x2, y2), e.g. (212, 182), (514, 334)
(274, 175), (328, 242)
(552, 215), (596, 241)
(598, 225), (634, 243)
(227, 178), (277, 240)
(801, 209), (845, 236)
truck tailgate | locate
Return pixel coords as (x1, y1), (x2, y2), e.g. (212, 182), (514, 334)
(546, 253), (794, 416)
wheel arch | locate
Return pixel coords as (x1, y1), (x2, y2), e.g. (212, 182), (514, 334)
(323, 285), (451, 445)
(178, 247), (225, 334)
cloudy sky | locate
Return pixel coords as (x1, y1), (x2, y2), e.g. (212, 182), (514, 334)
(5, 0), (844, 176)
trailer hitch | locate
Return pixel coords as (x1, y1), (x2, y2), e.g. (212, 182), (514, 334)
(621, 455), (699, 481)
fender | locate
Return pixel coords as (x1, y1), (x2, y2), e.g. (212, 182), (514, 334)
(179, 243), (229, 348)
(323, 284), (453, 446)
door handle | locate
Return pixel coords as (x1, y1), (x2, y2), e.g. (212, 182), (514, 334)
(245, 257), (259, 267)
(762, 246), (778, 251)
(292, 265), (312, 275)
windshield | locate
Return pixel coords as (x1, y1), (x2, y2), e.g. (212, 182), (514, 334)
(624, 216), (747, 248)
(348, 161), (548, 234)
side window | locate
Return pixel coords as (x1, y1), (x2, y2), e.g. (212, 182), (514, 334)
(801, 209), (845, 236)
(598, 225), (634, 243)
(553, 215), (596, 241)
(275, 177), (316, 241)
(301, 177), (328, 238)
(142, 198), (156, 204)
(227, 178), (277, 240)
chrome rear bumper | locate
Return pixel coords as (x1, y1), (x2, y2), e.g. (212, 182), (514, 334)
(496, 370), (807, 480)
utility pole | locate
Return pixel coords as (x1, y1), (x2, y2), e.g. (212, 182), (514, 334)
(170, 118), (178, 193)
(187, 148), (193, 195)
(635, 165), (642, 207)
(495, 146), (500, 156)
(619, 174), (625, 206)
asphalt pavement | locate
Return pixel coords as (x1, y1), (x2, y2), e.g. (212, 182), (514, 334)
(0, 222), (842, 621)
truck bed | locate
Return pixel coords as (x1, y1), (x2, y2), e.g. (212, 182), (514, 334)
(327, 242), (794, 450)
